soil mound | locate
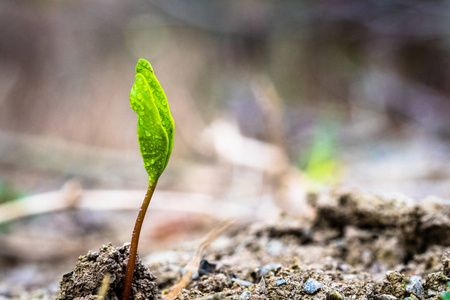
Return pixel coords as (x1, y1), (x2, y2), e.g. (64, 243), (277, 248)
(57, 243), (158, 300)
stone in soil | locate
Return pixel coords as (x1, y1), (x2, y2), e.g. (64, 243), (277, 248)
(303, 278), (323, 295)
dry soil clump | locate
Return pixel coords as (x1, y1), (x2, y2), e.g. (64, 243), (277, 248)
(57, 243), (158, 300)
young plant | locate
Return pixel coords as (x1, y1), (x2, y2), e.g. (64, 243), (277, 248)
(123, 58), (175, 300)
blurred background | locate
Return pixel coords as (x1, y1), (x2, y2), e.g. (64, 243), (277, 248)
(1, 0), (450, 295)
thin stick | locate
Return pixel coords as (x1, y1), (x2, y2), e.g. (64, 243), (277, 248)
(97, 273), (111, 299)
(122, 182), (157, 300)
(164, 219), (235, 300)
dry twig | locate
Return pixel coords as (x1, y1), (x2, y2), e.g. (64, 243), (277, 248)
(97, 273), (111, 299)
(163, 219), (235, 300)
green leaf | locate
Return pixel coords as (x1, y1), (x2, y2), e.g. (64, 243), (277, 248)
(135, 59), (175, 170)
(130, 59), (175, 184)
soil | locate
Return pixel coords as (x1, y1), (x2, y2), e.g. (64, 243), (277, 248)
(5, 189), (450, 299)
(57, 243), (158, 300)
(151, 190), (450, 300)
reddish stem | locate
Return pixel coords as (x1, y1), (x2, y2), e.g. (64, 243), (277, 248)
(122, 182), (157, 300)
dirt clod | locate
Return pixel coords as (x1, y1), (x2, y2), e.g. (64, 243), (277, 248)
(57, 243), (158, 300)
(441, 251), (450, 277)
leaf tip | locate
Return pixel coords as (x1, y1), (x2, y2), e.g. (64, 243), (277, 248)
(137, 58), (153, 73)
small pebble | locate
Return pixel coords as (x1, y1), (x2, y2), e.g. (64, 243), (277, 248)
(191, 269), (199, 280)
(406, 276), (424, 299)
(276, 279), (286, 286)
(303, 278), (323, 295)
(231, 278), (253, 287)
(198, 259), (216, 276)
(428, 289), (437, 296)
(239, 291), (251, 300)
(258, 263), (282, 277)
(379, 294), (397, 300)
(342, 274), (357, 281)
(327, 291), (343, 300)
(259, 277), (266, 294)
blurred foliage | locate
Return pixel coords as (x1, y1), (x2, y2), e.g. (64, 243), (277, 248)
(442, 283), (450, 300)
(1, 0), (450, 195)
(299, 116), (340, 186)
(0, 180), (22, 204)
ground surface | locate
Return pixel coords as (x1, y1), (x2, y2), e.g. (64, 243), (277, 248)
(3, 189), (450, 299)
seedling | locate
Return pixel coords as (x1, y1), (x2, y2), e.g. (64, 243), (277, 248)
(122, 58), (174, 300)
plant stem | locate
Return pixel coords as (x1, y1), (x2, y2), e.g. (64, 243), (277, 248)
(122, 182), (157, 300)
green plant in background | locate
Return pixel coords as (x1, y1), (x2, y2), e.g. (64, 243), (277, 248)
(299, 116), (340, 186)
(442, 283), (450, 300)
(0, 180), (22, 205)
(123, 58), (174, 300)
